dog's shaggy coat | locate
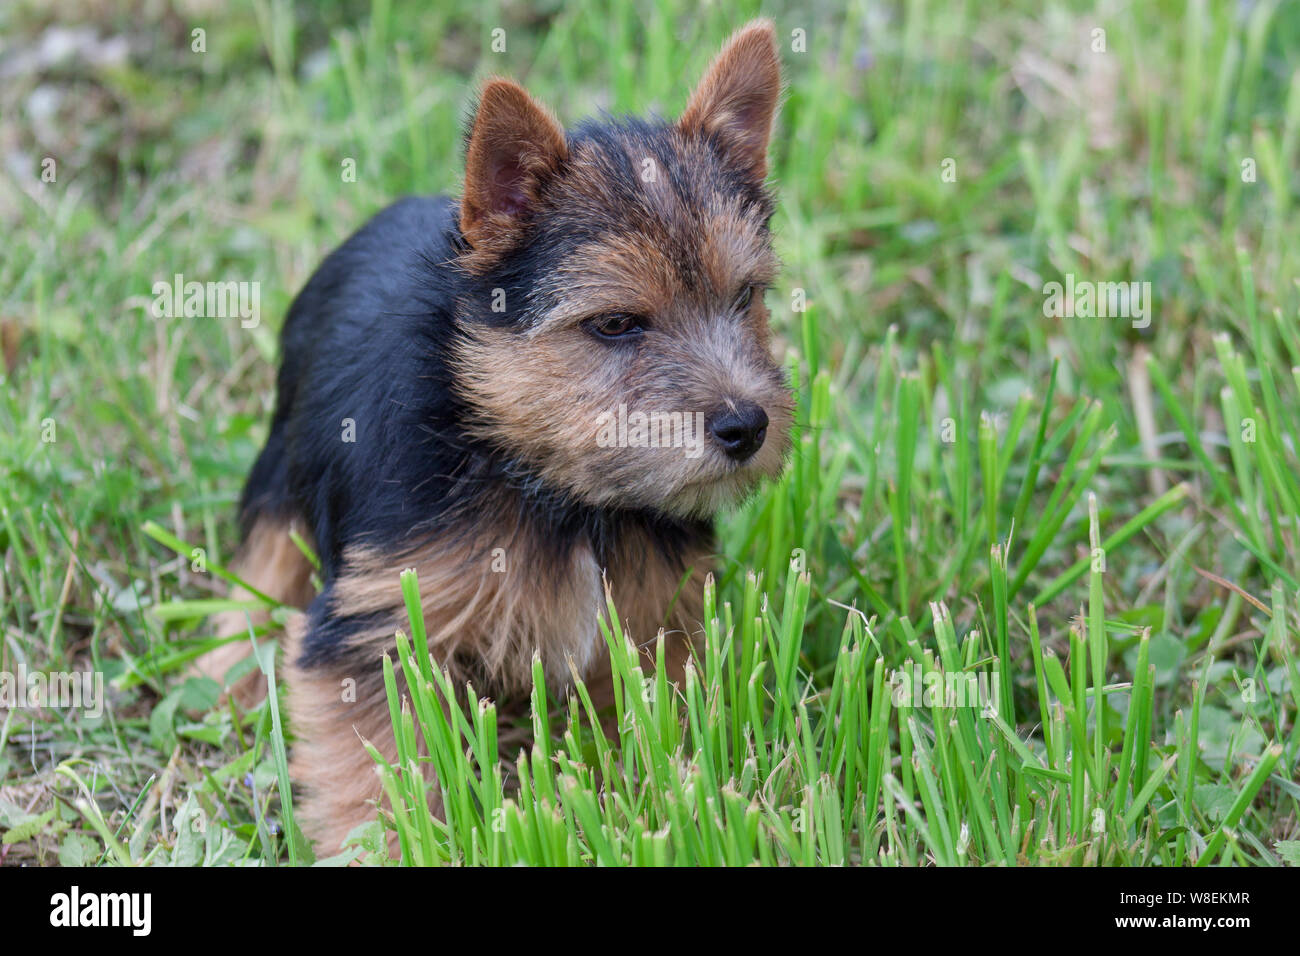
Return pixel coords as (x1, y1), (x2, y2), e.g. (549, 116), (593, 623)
(198, 20), (790, 851)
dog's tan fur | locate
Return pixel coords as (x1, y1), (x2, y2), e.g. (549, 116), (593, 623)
(194, 518), (316, 707)
(283, 506), (711, 851)
(283, 616), (396, 854)
(327, 518), (605, 693)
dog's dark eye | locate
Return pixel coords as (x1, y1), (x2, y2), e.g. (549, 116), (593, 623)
(734, 285), (755, 311)
(585, 313), (645, 340)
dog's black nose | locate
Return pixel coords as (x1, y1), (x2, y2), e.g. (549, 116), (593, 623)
(709, 402), (769, 461)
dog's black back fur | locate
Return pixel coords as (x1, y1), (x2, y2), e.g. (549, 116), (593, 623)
(240, 196), (465, 575)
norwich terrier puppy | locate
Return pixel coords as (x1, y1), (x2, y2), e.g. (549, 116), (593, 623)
(199, 19), (791, 850)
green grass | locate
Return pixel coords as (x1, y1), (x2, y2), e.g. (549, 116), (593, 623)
(1, 0), (1297, 866)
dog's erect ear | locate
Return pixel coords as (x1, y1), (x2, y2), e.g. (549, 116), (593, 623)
(678, 19), (781, 182)
(461, 78), (568, 249)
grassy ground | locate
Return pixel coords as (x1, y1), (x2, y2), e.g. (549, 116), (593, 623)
(2, 0), (1297, 866)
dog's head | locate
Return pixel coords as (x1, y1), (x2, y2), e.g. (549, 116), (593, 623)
(452, 20), (791, 518)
